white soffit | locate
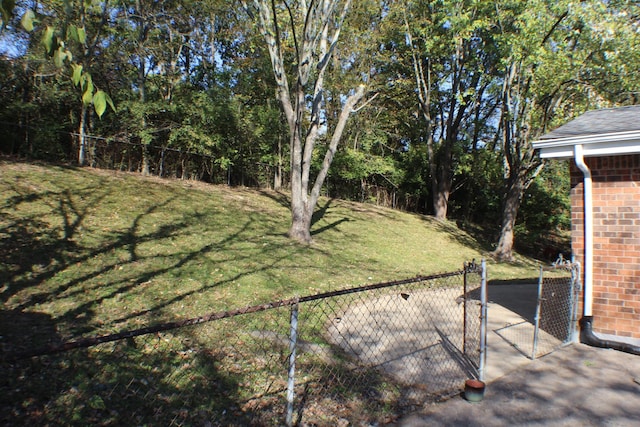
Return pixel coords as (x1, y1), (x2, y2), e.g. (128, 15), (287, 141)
(532, 131), (640, 159)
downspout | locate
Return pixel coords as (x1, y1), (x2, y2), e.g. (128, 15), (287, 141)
(574, 144), (640, 355)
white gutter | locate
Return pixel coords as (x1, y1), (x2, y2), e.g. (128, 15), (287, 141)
(533, 130), (640, 160)
(574, 144), (593, 317)
(536, 130), (640, 148)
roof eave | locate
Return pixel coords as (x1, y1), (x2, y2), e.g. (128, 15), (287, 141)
(532, 131), (640, 159)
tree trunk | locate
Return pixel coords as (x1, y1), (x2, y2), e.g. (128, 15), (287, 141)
(492, 176), (524, 261)
(433, 178), (450, 221)
(274, 134), (282, 190)
(433, 140), (454, 220)
(78, 104), (88, 166)
(288, 125), (308, 241)
(141, 145), (150, 175)
(288, 198), (313, 243)
(287, 85), (365, 242)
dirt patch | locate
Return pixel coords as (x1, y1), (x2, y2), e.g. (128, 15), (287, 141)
(326, 286), (481, 399)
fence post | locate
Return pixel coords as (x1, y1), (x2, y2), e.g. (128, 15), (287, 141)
(463, 264), (468, 356)
(569, 263), (581, 343)
(286, 299), (299, 427)
(532, 265), (544, 359)
(479, 259), (488, 382)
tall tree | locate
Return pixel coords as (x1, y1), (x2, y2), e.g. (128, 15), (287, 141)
(491, 1), (573, 260)
(20, 0), (115, 165)
(243, 0), (368, 243)
(491, 0), (640, 260)
(392, 0), (500, 220)
(1, 0), (115, 162)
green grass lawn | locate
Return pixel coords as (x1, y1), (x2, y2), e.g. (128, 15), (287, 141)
(0, 159), (541, 341)
(0, 159), (545, 425)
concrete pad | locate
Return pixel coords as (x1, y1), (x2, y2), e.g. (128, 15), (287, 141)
(485, 302), (536, 382)
(393, 343), (640, 427)
(394, 280), (640, 426)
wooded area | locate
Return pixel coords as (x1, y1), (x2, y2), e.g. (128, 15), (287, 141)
(1, 0), (638, 258)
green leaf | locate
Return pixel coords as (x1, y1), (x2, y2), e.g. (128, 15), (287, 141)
(21, 9), (35, 32)
(105, 92), (116, 113)
(88, 395), (105, 410)
(41, 26), (54, 54)
(67, 24), (78, 42)
(80, 72), (92, 91)
(82, 84), (94, 105)
(77, 26), (86, 44)
(53, 47), (64, 67)
(71, 64), (83, 86)
(93, 90), (107, 118)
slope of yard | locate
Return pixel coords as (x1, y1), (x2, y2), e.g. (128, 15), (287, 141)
(0, 160), (540, 339)
(0, 159), (543, 425)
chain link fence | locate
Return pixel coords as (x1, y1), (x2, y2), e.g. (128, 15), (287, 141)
(83, 135), (284, 188)
(1, 262), (486, 426)
(494, 261), (580, 360)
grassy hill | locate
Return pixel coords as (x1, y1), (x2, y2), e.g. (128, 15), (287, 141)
(2, 159), (553, 425)
(1, 159), (541, 340)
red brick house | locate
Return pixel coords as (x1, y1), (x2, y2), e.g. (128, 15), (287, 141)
(533, 105), (640, 353)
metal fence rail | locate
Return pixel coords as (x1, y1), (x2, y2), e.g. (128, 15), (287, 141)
(1, 263), (486, 426)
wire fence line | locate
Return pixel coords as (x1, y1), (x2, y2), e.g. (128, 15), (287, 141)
(81, 135), (282, 189)
(1, 262), (487, 426)
(2, 122), (404, 207)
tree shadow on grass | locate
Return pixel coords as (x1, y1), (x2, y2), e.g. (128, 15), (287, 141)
(0, 327), (265, 426)
(0, 310), (62, 357)
(0, 182), (109, 302)
(257, 189), (290, 210)
(310, 198), (355, 237)
(294, 354), (400, 426)
(0, 168), (309, 425)
(2, 170), (289, 322)
(250, 193), (352, 238)
(429, 218), (495, 253)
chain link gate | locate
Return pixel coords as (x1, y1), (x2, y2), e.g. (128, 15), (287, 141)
(494, 261), (581, 360)
(531, 261), (581, 359)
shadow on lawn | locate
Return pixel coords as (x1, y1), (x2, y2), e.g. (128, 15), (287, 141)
(255, 193), (353, 237)
(0, 180), (107, 303)
(417, 216), (496, 254)
(0, 319), (267, 426)
(0, 166), (298, 425)
(1, 173), (286, 326)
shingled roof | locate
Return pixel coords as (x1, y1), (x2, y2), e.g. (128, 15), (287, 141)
(532, 105), (640, 159)
(539, 105), (640, 140)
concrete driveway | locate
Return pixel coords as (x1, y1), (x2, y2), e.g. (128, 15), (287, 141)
(395, 343), (640, 426)
(394, 281), (640, 426)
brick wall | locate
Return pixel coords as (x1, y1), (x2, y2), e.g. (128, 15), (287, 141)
(570, 154), (640, 339)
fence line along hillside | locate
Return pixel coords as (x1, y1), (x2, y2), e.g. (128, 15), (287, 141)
(1, 261), (487, 426)
(1, 124), (404, 208)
